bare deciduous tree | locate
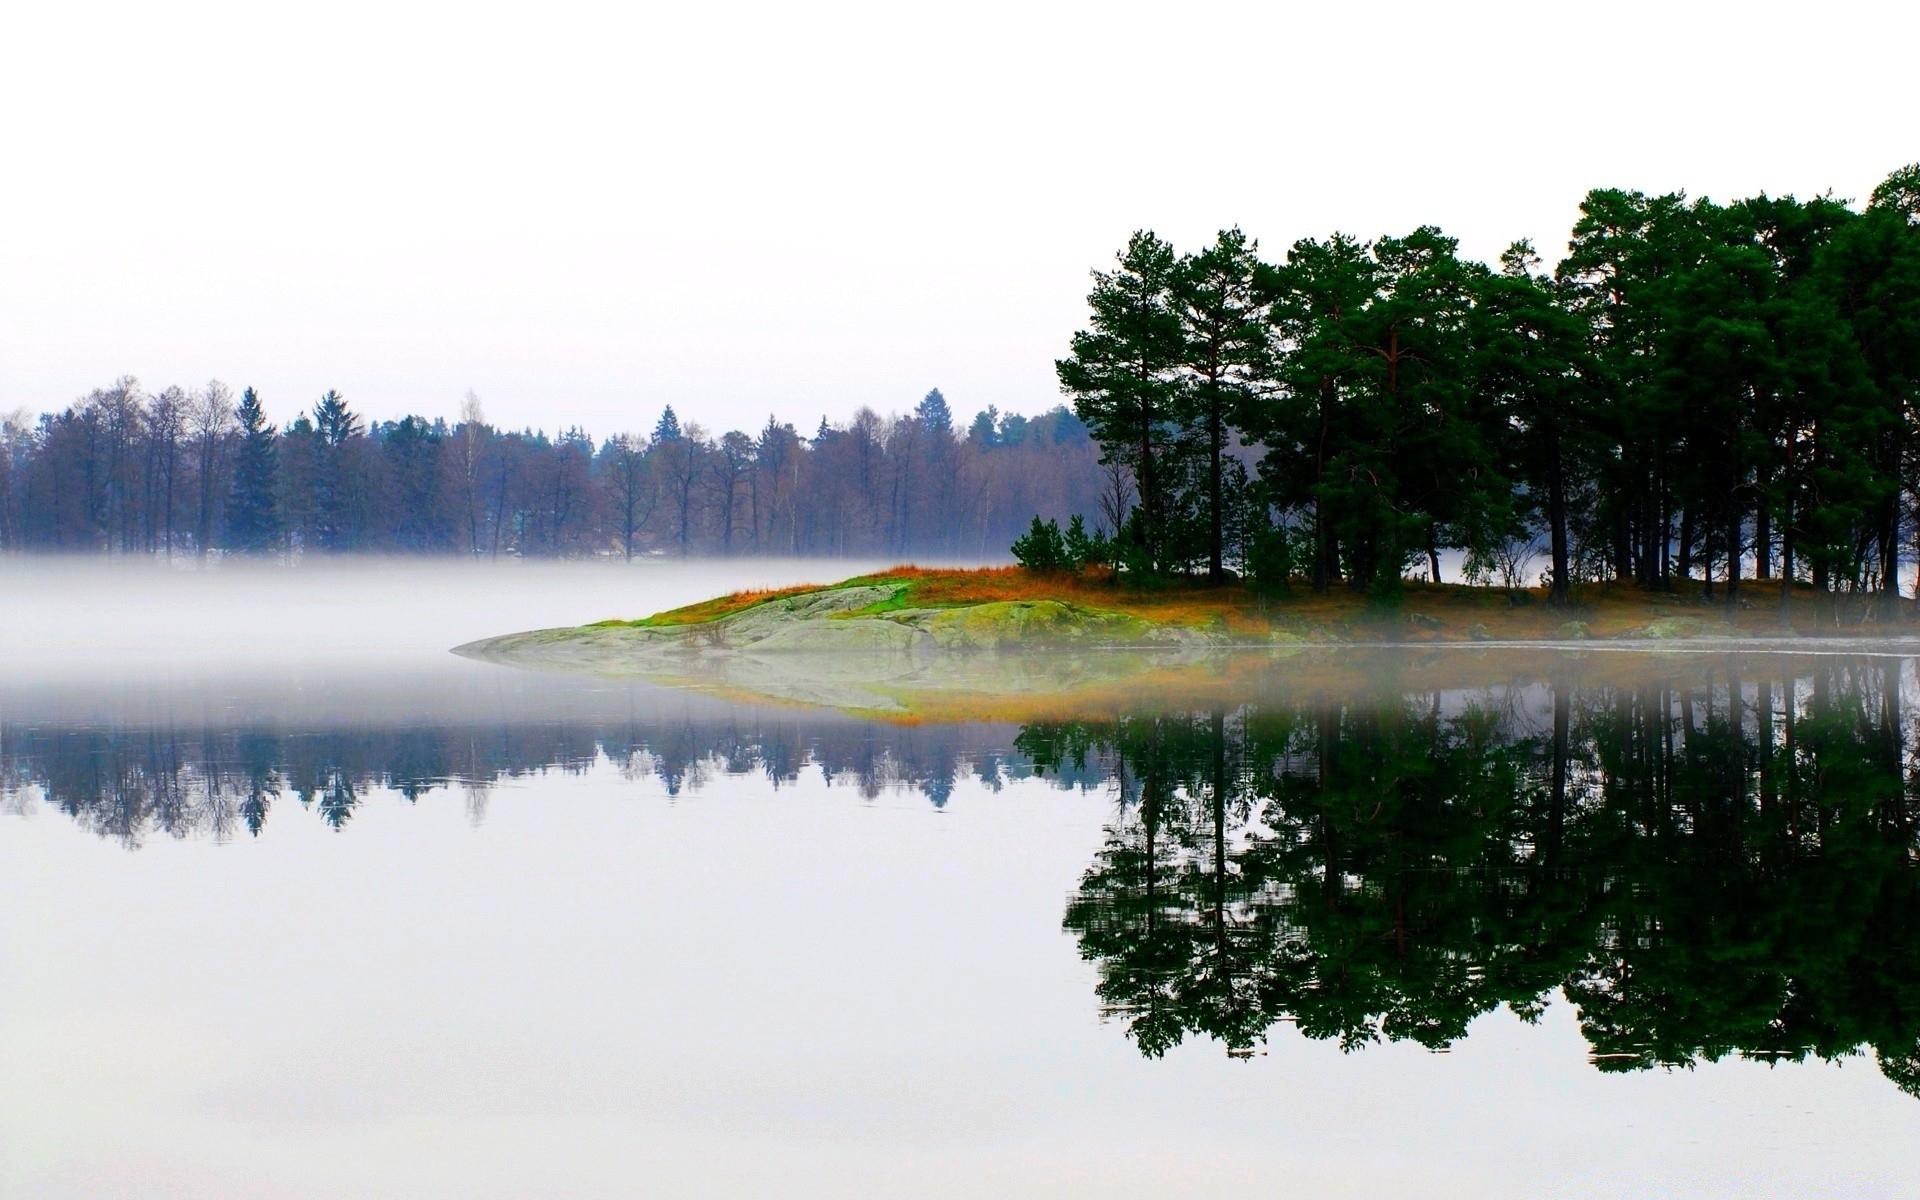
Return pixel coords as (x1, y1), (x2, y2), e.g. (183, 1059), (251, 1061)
(604, 432), (657, 560)
(189, 380), (235, 557)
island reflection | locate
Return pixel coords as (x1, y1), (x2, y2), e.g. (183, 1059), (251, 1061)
(7, 653), (1919, 1095)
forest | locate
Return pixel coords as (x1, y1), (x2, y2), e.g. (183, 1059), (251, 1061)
(1056, 164), (1920, 606)
(0, 386), (1103, 559)
(9, 163), (1915, 589)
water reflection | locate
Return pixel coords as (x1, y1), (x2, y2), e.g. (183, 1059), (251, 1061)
(7, 653), (1920, 1096)
(1024, 656), (1920, 1095)
(0, 677), (1035, 843)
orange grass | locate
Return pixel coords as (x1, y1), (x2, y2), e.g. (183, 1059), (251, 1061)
(604, 566), (1909, 642)
(596, 581), (829, 628)
(843, 565), (1275, 633)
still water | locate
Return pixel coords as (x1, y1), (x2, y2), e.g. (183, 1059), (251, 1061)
(3, 563), (1918, 1198)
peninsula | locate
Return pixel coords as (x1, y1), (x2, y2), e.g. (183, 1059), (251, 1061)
(456, 565), (1918, 663)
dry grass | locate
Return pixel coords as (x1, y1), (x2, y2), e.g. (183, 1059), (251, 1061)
(609, 566), (1914, 641)
(842, 565), (1277, 633)
(601, 582), (829, 628)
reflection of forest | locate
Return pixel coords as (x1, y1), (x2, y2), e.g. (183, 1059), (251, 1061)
(1024, 656), (1920, 1095)
(13, 657), (1920, 1094)
(0, 704), (1045, 844)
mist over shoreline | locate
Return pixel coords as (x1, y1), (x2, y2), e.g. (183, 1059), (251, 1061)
(0, 557), (942, 678)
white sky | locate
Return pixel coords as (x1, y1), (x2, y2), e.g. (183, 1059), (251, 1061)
(1, 0), (1913, 436)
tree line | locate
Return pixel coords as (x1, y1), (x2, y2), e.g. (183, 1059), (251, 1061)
(0, 384), (1104, 559)
(1058, 164), (1920, 607)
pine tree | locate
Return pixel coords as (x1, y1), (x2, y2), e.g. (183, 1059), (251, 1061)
(223, 387), (280, 552)
(1474, 241), (1595, 602)
(915, 388), (953, 434)
(1173, 228), (1270, 582)
(1057, 231), (1184, 572)
(309, 390), (363, 550)
(1247, 233), (1378, 593)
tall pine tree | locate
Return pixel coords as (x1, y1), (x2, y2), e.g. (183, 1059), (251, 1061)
(1057, 231), (1184, 572)
(223, 387), (280, 552)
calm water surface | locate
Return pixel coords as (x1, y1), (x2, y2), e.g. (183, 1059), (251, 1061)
(3, 563), (1918, 1198)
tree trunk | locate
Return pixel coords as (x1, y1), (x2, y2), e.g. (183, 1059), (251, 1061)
(1547, 447), (1570, 604)
(1207, 382), (1225, 584)
(1312, 376), (1333, 593)
(1879, 489), (1900, 603)
(1725, 510), (1740, 613)
(1311, 495), (1330, 594)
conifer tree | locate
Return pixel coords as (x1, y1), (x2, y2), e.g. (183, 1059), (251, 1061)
(223, 387), (280, 552)
(1057, 231), (1184, 572)
(1173, 228), (1270, 582)
(1473, 242), (1594, 602)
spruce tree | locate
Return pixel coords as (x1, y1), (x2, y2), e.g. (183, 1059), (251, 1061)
(223, 387), (280, 552)
(309, 390), (362, 550)
(915, 388), (953, 434)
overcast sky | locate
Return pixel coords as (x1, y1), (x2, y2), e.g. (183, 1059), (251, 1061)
(1, 0), (1913, 435)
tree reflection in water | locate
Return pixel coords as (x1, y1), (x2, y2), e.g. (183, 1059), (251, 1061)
(9, 655), (1920, 1093)
(1028, 657), (1920, 1094)
(0, 706), (1036, 844)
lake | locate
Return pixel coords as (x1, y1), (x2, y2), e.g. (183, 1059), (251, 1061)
(3, 561), (1917, 1198)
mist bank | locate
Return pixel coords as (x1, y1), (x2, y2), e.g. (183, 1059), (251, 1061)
(0, 557), (919, 679)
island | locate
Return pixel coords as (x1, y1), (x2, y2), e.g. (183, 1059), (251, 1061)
(452, 567), (1920, 716)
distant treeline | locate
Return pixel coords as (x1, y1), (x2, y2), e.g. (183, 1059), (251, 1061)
(1058, 164), (1920, 604)
(0, 386), (1102, 558)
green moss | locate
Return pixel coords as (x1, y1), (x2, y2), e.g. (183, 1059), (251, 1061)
(917, 600), (1161, 649)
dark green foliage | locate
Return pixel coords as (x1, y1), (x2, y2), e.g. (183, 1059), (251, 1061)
(1062, 514), (1098, 567)
(223, 387), (279, 552)
(1013, 513), (1109, 573)
(1056, 232), (1184, 572)
(307, 390), (364, 551)
(1011, 514), (1067, 572)
(1245, 523), (1294, 593)
(1009, 514), (1075, 573)
(1054, 163), (1920, 609)
(1174, 228), (1272, 582)
(915, 388), (953, 434)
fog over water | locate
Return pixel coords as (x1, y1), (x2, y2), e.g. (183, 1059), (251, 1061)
(6, 559), (1920, 1199)
(0, 557), (908, 679)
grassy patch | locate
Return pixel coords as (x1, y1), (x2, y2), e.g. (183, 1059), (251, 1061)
(585, 565), (1913, 641)
(832, 565), (1270, 632)
(590, 581), (829, 628)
